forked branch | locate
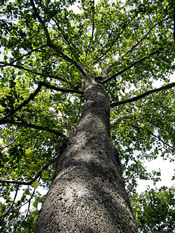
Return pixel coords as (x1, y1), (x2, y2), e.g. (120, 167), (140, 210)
(0, 81), (83, 125)
(30, 0), (87, 76)
(91, 0), (95, 42)
(7, 45), (47, 65)
(97, 12), (139, 62)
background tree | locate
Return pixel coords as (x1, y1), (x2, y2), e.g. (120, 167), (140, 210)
(131, 186), (175, 232)
(0, 0), (175, 232)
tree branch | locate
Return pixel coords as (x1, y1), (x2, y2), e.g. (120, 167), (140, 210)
(0, 62), (70, 84)
(0, 80), (82, 130)
(97, 12), (138, 62)
(129, 123), (175, 151)
(110, 113), (136, 127)
(49, 43), (87, 76)
(0, 83), (42, 124)
(30, 1), (87, 76)
(111, 82), (175, 107)
(0, 157), (55, 185)
(7, 45), (47, 65)
(2, 185), (19, 218)
(2, 119), (64, 136)
(102, 49), (163, 84)
(174, 5), (175, 40)
(90, 0), (95, 42)
(104, 17), (169, 74)
(110, 112), (171, 128)
(40, 81), (83, 94)
(52, 18), (79, 61)
(30, 0), (51, 43)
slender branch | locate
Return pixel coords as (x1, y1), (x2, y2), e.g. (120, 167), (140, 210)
(2, 120), (64, 136)
(39, 1), (76, 58)
(111, 82), (175, 107)
(24, 187), (36, 217)
(49, 43), (87, 76)
(30, 0), (51, 43)
(102, 49), (162, 84)
(0, 83), (42, 124)
(40, 81), (83, 94)
(16, 186), (37, 232)
(110, 113), (136, 127)
(91, 0), (95, 42)
(105, 17), (169, 74)
(123, 18), (168, 57)
(7, 45), (47, 65)
(0, 80), (81, 134)
(85, 0), (95, 56)
(53, 18), (78, 60)
(96, 12), (138, 62)
(110, 112), (174, 127)
(0, 157), (55, 185)
(0, 61), (70, 84)
(2, 185), (19, 218)
(31, 0), (87, 76)
(129, 123), (175, 151)
(1, 141), (15, 150)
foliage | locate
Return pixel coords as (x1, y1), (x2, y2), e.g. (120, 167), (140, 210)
(131, 186), (175, 232)
(0, 0), (175, 231)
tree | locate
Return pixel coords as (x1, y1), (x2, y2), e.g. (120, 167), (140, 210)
(0, 0), (175, 232)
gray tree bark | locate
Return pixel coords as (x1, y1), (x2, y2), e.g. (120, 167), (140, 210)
(34, 79), (137, 233)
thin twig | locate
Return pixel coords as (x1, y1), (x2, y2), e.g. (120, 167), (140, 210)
(129, 123), (175, 151)
(7, 45), (47, 65)
(30, 0), (51, 43)
(0, 80), (82, 125)
(29, 0), (86, 75)
(0, 141), (15, 150)
(0, 83), (42, 124)
(2, 119), (64, 136)
(49, 43), (87, 76)
(53, 18), (78, 60)
(16, 186), (37, 232)
(2, 185), (19, 218)
(89, 0), (95, 46)
(0, 157), (56, 185)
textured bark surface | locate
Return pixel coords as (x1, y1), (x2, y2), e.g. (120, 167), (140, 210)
(34, 81), (137, 233)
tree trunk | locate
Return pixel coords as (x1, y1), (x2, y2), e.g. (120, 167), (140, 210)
(34, 80), (137, 233)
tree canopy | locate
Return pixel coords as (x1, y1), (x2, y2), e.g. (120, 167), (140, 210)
(0, 0), (175, 231)
(131, 186), (175, 232)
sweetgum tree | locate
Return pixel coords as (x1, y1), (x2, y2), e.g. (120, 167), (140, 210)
(0, 0), (175, 232)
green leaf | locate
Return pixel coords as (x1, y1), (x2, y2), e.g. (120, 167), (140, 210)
(25, 149), (35, 157)
(32, 182), (39, 189)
